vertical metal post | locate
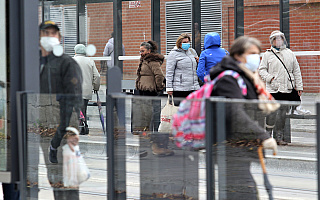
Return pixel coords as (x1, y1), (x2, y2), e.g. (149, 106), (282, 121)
(191, 0), (201, 55)
(234, 0), (244, 39)
(16, 92), (28, 200)
(107, 95), (115, 200)
(205, 99), (215, 200)
(279, 0), (290, 48)
(317, 103), (320, 200)
(151, 0), (161, 53)
(113, 0), (123, 72)
(216, 101), (226, 199)
(10, 0), (39, 183)
(77, 0), (86, 45)
(42, 0), (45, 22)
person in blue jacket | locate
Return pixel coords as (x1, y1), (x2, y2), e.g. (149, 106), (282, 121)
(196, 32), (228, 82)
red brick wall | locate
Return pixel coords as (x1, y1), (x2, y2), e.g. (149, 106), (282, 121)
(86, 0), (320, 93)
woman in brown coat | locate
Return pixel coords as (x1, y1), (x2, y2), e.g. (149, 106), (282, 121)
(133, 41), (174, 156)
(136, 41), (165, 95)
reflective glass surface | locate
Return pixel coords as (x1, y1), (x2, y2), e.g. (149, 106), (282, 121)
(0, 0), (8, 172)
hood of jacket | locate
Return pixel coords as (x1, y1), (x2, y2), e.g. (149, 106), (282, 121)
(142, 53), (164, 65)
(210, 55), (244, 79)
(204, 32), (221, 50)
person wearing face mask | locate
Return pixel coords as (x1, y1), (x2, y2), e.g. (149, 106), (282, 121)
(38, 20), (83, 199)
(259, 30), (303, 145)
(166, 33), (200, 105)
(209, 36), (277, 200)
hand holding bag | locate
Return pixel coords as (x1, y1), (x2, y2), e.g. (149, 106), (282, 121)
(63, 127), (90, 187)
(158, 95), (179, 133)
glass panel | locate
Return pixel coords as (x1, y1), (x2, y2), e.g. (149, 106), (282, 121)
(0, 0), (8, 172)
(113, 95), (200, 199)
(26, 94), (107, 199)
(208, 98), (317, 199)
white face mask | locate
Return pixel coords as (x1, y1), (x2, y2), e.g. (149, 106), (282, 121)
(245, 54), (260, 72)
(40, 37), (60, 52)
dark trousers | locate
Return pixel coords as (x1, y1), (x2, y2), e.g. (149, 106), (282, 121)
(2, 183), (20, 200)
(51, 102), (74, 149)
(81, 99), (89, 126)
(172, 90), (194, 106)
(226, 159), (258, 200)
(266, 92), (292, 141)
(137, 90), (160, 131)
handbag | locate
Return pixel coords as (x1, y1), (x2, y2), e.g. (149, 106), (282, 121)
(158, 95), (179, 133)
(271, 50), (301, 102)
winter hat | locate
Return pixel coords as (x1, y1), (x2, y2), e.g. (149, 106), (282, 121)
(74, 44), (86, 54)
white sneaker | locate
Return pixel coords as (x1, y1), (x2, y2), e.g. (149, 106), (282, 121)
(294, 106), (311, 115)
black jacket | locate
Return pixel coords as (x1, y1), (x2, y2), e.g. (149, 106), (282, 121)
(40, 53), (83, 105)
(210, 55), (269, 142)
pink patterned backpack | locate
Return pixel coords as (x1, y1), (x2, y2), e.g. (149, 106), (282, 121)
(171, 70), (247, 149)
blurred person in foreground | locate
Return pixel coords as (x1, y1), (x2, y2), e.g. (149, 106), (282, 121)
(210, 36), (277, 200)
(259, 30), (304, 145)
(196, 32), (228, 83)
(39, 20), (82, 199)
(73, 44), (100, 135)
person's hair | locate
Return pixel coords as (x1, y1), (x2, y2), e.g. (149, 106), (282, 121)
(140, 40), (158, 53)
(176, 33), (191, 48)
(229, 36), (261, 57)
(111, 32), (114, 38)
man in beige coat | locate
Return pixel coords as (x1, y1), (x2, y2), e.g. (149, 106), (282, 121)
(259, 30), (303, 145)
(73, 44), (100, 135)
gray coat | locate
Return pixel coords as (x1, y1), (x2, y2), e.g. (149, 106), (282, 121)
(166, 47), (200, 92)
(103, 38), (125, 68)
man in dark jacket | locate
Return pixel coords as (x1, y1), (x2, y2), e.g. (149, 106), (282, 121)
(39, 21), (82, 164)
(39, 20), (83, 200)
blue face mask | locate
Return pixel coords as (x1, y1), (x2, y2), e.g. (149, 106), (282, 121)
(181, 43), (190, 50)
(245, 54), (260, 72)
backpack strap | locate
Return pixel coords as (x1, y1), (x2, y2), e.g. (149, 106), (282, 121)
(210, 70), (247, 96)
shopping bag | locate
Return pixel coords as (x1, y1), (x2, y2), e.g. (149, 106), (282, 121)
(158, 95), (179, 133)
(63, 127), (90, 187)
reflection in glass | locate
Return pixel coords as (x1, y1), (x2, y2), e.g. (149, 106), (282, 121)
(0, 0), (7, 171)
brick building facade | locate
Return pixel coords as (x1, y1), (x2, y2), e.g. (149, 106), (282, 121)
(85, 0), (320, 93)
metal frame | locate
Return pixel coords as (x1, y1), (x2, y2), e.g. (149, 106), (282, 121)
(205, 99), (215, 199)
(77, 0), (86, 44)
(107, 95), (116, 200)
(16, 92), (28, 200)
(317, 103), (320, 200)
(234, 0), (244, 39)
(280, 0), (290, 48)
(191, 0), (201, 54)
(10, 0), (39, 184)
(151, 0), (161, 53)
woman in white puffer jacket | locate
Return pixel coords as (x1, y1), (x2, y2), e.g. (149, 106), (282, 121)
(259, 30), (303, 145)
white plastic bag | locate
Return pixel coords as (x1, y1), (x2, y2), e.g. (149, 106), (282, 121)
(158, 95), (179, 133)
(63, 127), (90, 187)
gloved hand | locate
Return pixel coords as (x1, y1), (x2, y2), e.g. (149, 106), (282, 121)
(262, 138), (277, 155)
